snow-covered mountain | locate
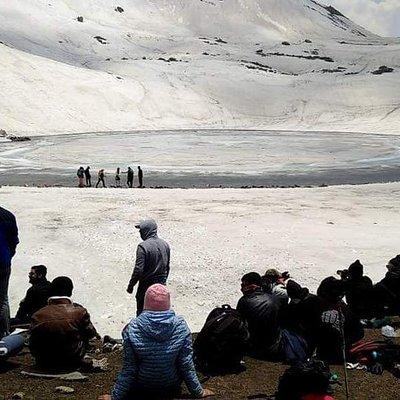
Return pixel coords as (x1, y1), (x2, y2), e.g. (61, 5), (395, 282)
(0, 0), (399, 135)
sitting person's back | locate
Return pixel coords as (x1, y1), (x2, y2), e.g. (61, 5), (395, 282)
(14, 265), (51, 324)
(110, 284), (212, 400)
(374, 255), (400, 316)
(316, 277), (364, 364)
(29, 276), (98, 369)
(262, 269), (289, 306)
(237, 272), (281, 359)
(340, 260), (374, 319)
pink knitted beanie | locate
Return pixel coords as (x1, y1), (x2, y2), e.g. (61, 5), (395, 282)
(143, 284), (171, 311)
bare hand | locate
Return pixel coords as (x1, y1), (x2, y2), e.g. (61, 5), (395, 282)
(98, 395), (111, 400)
(201, 388), (215, 398)
(127, 285), (133, 294)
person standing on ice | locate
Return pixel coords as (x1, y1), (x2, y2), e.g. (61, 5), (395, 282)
(127, 219), (170, 316)
(0, 207), (19, 337)
(96, 169), (106, 188)
(126, 167), (134, 188)
(137, 166), (143, 188)
(84, 166), (91, 187)
(77, 167), (85, 188)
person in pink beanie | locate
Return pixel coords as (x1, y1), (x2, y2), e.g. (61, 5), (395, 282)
(99, 284), (214, 400)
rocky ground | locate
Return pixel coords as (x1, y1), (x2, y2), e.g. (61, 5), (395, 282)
(0, 329), (399, 400)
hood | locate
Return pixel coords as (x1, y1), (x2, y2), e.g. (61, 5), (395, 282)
(136, 218), (158, 240)
(136, 310), (178, 342)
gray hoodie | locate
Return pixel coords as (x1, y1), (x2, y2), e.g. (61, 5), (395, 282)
(129, 219), (170, 288)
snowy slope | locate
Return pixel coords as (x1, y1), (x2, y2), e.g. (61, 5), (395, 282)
(0, 0), (399, 135)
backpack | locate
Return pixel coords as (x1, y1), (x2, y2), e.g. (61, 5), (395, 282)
(276, 359), (332, 400)
(349, 339), (400, 366)
(193, 304), (249, 374)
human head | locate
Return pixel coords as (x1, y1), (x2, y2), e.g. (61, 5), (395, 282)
(286, 280), (309, 301)
(138, 166), (141, 170)
(135, 218), (158, 240)
(29, 265), (47, 284)
(51, 276), (73, 297)
(117, 167), (120, 173)
(144, 284), (171, 311)
(317, 277), (345, 303)
(241, 272), (262, 293)
(348, 260), (363, 279)
(387, 255), (400, 272)
(263, 269), (281, 284)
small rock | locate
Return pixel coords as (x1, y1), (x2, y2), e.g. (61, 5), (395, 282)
(77, 16), (83, 22)
(327, 221), (334, 225)
(115, 6), (124, 13)
(0, 129), (6, 136)
(305, 39), (312, 43)
(55, 386), (75, 394)
(11, 393), (25, 400)
(282, 41), (290, 46)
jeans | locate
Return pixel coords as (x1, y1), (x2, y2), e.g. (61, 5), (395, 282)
(0, 263), (11, 338)
(0, 333), (24, 359)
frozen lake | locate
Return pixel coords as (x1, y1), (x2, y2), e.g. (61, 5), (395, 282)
(0, 130), (399, 187)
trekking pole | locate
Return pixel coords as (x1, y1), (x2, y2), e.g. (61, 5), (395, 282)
(339, 309), (350, 400)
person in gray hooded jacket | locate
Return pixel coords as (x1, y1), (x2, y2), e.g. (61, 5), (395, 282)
(127, 219), (170, 315)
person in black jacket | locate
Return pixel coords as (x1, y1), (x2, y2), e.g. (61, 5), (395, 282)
(236, 272), (282, 359)
(338, 260), (374, 319)
(316, 277), (364, 364)
(0, 207), (19, 337)
(14, 265), (51, 324)
(374, 255), (400, 317)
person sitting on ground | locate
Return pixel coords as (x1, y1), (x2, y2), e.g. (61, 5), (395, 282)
(262, 269), (289, 306)
(29, 276), (98, 370)
(374, 255), (400, 317)
(237, 272), (282, 360)
(316, 277), (364, 364)
(0, 332), (24, 362)
(338, 260), (374, 319)
(99, 284), (214, 400)
(13, 265), (51, 325)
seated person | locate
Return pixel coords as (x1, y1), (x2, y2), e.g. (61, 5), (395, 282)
(99, 284), (213, 400)
(13, 265), (51, 325)
(316, 277), (364, 364)
(237, 272), (282, 359)
(29, 276), (98, 370)
(374, 255), (400, 317)
(0, 333), (24, 361)
(262, 269), (289, 306)
(337, 260), (374, 319)
(282, 280), (321, 356)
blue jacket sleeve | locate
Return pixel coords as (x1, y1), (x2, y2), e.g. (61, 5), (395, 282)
(177, 322), (203, 398)
(112, 329), (138, 400)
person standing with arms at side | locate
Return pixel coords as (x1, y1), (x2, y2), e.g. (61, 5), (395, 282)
(127, 219), (170, 316)
(127, 167), (134, 188)
(115, 167), (121, 188)
(84, 166), (91, 187)
(0, 207), (19, 337)
(138, 166), (143, 188)
(96, 169), (106, 188)
(77, 167), (85, 188)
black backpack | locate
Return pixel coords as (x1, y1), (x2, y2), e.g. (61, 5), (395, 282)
(194, 304), (249, 374)
(276, 359), (332, 400)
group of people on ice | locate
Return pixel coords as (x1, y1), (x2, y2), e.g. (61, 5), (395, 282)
(76, 166), (143, 188)
(1, 205), (400, 399)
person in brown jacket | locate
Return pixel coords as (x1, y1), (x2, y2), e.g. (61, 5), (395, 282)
(29, 276), (98, 370)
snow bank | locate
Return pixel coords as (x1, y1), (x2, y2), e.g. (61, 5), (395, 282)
(1, 184), (399, 336)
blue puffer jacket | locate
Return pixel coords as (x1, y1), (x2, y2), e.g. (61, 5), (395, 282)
(112, 310), (203, 400)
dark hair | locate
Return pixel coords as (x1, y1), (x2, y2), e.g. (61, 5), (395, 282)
(241, 272), (262, 286)
(32, 264), (47, 277)
(389, 255), (400, 269)
(317, 277), (345, 302)
(51, 276), (73, 297)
